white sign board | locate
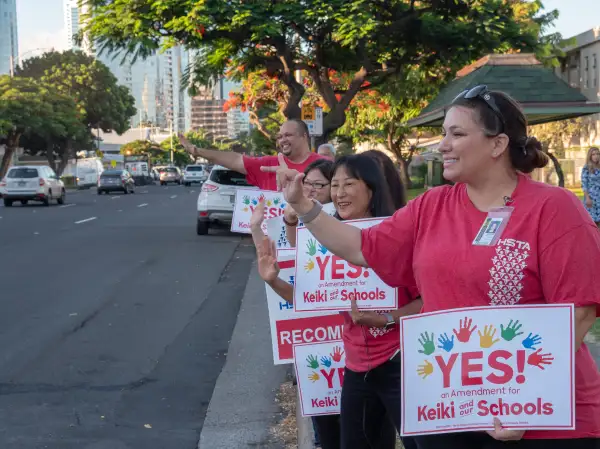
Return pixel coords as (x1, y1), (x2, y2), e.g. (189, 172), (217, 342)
(293, 217), (398, 312)
(303, 107), (323, 137)
(400, 305), (575, 436)
(294, 340), (345, 416)
(266, 249), (345, 364)
(231, 188), (286, 234)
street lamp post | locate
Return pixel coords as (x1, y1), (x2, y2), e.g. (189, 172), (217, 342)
(8, 47), (55, 78)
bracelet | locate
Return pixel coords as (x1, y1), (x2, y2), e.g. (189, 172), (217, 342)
(283, 215), (299, 227)
(298, 200), (323, 224)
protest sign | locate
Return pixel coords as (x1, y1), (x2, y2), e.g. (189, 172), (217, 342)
(231, 188), (286, 234)
(266, 202), (337, 249)
(400, 305), (575, 436)
(294, 340), (345, 416)
(293, 217), (397, 312)
(266, 249), (345, 364)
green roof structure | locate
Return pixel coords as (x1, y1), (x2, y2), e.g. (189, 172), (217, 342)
(408, 54), (600, 128)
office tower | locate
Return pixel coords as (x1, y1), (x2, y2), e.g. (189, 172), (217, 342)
(0, 0), (19, 75)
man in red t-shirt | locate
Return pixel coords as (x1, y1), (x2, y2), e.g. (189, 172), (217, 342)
(179, 119), (325, 191)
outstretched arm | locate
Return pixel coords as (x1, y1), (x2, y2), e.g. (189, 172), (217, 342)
(179, 134), (246, 174)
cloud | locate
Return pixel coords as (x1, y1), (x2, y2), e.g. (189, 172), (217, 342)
(18, 27), (67, 61)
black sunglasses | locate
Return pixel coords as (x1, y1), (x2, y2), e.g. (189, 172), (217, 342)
(452, 85), (505, 132)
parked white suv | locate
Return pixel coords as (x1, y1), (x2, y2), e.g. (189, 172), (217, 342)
(0, 165), (66, 207)
(183, 164), (208, 186)
(196, 166), (256, 235)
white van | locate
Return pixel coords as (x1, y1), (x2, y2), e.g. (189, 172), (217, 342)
(63, 158), (104, 189)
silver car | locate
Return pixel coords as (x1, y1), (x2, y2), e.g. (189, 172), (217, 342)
(159, 167), (182, 186)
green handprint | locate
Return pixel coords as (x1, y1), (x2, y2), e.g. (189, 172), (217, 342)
(242, 195), (250, 205)
(306, 354), (319, 369)
(273, 197), (280, 205)
(418, 332), (435, 356)
(306, 239), (317, 256)
(500, 319), (524, 342)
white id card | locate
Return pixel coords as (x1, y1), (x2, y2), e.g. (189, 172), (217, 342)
(472, 207), (514, 246)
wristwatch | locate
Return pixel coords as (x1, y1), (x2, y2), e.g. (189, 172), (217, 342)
(383, 313), (395, 329)
(298, 200), (323, 224)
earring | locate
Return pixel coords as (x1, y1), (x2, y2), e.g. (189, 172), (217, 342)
(492, 152), (497, 157)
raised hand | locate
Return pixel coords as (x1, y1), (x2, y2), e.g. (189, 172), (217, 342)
(522, 333), (542, 350)
(308, 372), (320, 382)
(306, 239), (317, 256)
(178, 133), (197, 156)
(257, 237), (280, 283)
(331, 346), (344, 362)
(250, 200), (265, 232)
(478, 325), (500, 348)
(437, 333), (455, 352)
(417, 360), (434, 379)
(260, 153), (304, 199)
(418, 332), (435, 355)
(500, 319), (524, 342)
(320, 356), (332, 368)
(527, 349), (554, 370)
(306, 354), (319, 369)
(453, 317), (477, 343)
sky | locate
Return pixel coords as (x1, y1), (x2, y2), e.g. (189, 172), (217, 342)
(15, 0), (600, 58)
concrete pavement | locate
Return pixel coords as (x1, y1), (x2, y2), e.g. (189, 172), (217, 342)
(198, 264), (289, 449)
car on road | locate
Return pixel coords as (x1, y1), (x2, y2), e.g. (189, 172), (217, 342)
(159, 167), (182, 186)
(0, 165), (66, 207)
(183, 164), (208, 186)
(97, 170), (136, 195)
(196, 165), (256, 235)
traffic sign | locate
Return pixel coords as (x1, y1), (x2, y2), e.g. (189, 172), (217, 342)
(301, 105), (315, 121)
(303, 107), (323, 136)
(111, 160), (117, 168)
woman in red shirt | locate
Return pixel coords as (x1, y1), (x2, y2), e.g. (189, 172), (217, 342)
(268, 86), (600, 448)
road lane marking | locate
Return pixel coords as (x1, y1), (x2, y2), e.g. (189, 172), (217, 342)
(170, 195), (177, 199)
(75, 217), (97, 224)
(137, 203), (148, 208)
(111, 196), (120, 199)
(60, 204), (75, 208)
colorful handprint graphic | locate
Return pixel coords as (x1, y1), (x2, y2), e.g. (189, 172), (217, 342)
(437, 333), (455, 352)
(500, 319), (524, 341)
(527, 349), (554, 370)
(418, 332), (435, 355)
(478, 325), (500, 348)
(318, 243), (328, 255)
(306, 239), (317, 256)
(304, 260), (315, 272)
(308, 372), (320, 382)
(453, 317), (477, 343)
(417, 360), (434, 379)
(522, 333), (542, 350)
(331, 346), (344, 363)
(306, 354), (319, 369)
(320, 356), (332, 368)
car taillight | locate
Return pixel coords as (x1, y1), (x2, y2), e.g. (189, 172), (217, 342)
(201, 184), (219, 192)
(39, 178), (45, 186)
(0, 180), (6, 187)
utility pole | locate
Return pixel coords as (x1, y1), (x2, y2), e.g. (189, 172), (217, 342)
(169, 120), (174, 165)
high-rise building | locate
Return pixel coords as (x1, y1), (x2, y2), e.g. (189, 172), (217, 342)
(63, 0), (82, 51)
(0, 0), (19, 75)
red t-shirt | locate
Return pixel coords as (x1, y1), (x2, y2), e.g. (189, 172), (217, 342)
(361, 174), (600, 439)
(343, 287), (417, 373)
(243, 153), (325, 191)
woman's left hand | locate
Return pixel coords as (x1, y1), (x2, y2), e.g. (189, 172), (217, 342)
(349, 298), (387, 328)
(486, 417), (525, 441)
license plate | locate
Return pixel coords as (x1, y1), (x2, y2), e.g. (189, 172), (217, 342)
(18, 181), (26, 186)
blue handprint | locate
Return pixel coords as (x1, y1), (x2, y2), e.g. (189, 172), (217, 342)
(318, 243), (328, 255)
(522, 333), (542, 350)
(320, 356), (332, 368)
(437, 333), (455, 352)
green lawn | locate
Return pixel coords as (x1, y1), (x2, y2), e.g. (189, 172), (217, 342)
(407, 187), (426, 200)
(569, 187), (584, 200)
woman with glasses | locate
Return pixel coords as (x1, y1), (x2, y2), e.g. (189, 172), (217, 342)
(266, 86), (600, 448)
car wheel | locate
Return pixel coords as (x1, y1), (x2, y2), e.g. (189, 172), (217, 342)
(20, 200), (28, 206)
(97, 189), (103, 195)
(57, 189), (66, 205)
(43, 192), (50, 207)
(196, 220), (209, 235)
(131, 186), (135, 194)
(4, 199), (13, 207)
(160, 182), (165, 186)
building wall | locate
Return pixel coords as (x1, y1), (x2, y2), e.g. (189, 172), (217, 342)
(0, 0), (18, 75)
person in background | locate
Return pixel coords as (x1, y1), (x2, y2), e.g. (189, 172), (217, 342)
(179, 119), (325, 191)
(363, 149), (406, 210)
(318, 143), (336, 160)
(272, 85), (600, 448)
(582, 146), (600, 226)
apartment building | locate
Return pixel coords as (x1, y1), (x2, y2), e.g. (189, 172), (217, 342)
(0, 0), (18, 75)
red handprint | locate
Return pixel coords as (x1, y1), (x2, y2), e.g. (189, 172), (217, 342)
(331, 346), (344, 363)
(527, 348), (554, 370)
(453, 317), (477, 343)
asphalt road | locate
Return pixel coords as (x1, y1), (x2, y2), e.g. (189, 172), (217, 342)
(0, 185), (255, 449)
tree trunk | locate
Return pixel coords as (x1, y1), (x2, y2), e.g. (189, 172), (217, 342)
(46, 145), (57, 173)
(398, 157), (412, 189)
(0, 132), (20, 179)
(547, 152), (565, 188)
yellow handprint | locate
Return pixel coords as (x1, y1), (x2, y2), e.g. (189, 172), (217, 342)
(478, 325), (500, 348)
(304, 259), (315, 272)
(266, 200), (273, 206)
(417, 360), (433, 379)
(308, 372), (320, 382)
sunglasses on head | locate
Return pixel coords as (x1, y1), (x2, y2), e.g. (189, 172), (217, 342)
(452, 85), (505, 133)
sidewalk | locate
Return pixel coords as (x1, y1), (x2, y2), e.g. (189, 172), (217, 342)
(198, 263), (290, 449)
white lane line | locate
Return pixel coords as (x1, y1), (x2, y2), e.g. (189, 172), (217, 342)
(170, 195), (177, 199)
(137, 203), (148, 208)
(60, 203), (75, 208)
(75, 217), (97, 224)
(111, 196), (120, 199)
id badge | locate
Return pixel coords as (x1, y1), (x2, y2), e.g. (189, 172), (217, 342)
(472, 207), (514, 246)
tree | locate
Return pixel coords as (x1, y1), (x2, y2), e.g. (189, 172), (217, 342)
(16, 50), (136, 135)
(80, 0), (558, 143)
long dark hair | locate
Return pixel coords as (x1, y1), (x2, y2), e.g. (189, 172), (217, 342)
(332, 154), (395, 218)
(362, 150), (406, 210)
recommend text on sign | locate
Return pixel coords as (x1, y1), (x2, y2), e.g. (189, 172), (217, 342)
(294, 218), (397, 312)
(400, 305), (575, 436)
